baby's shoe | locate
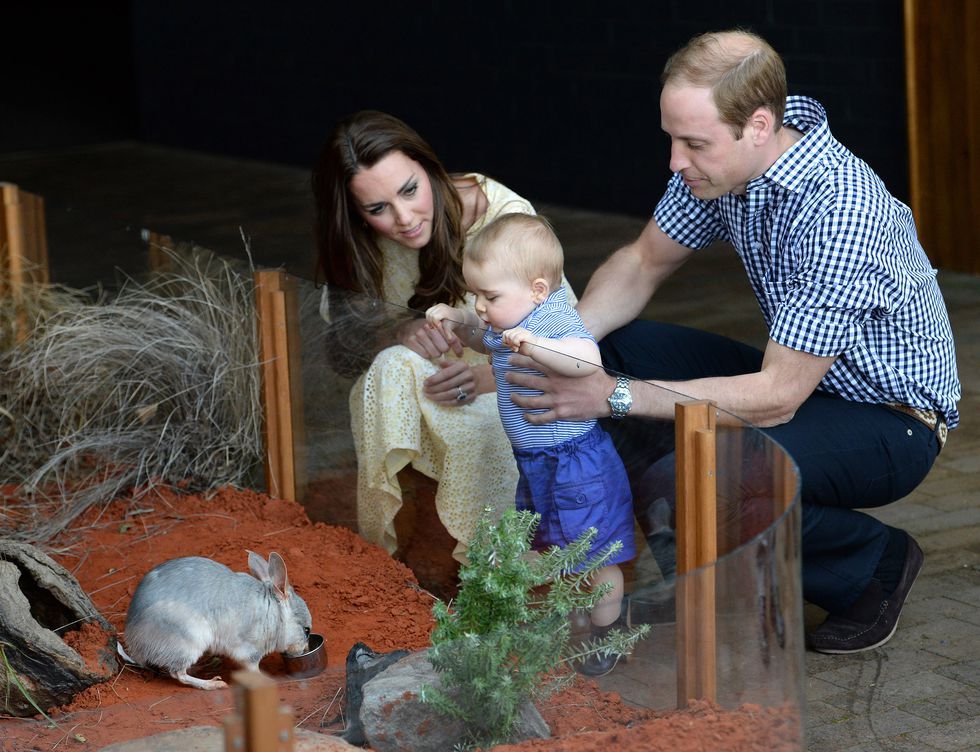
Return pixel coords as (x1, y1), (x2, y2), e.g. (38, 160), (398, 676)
(576, 595), (631, 678)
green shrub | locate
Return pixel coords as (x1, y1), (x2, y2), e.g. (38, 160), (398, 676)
(421, 507), (650, 749)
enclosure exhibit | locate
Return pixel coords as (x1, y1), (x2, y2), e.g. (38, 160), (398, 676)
(0, 203), (807, 750)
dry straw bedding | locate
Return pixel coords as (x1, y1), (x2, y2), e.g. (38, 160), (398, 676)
(0, 247), (264, 546)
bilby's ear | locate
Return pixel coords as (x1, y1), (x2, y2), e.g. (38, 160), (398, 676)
(247, 550), (269, 581)
(267, 551), (290, 599)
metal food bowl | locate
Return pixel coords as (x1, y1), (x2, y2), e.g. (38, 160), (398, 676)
(282, 633), (326, 678)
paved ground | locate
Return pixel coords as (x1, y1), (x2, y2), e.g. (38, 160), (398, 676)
(2, 144), (977, 750)
(551, 203), (980, 752)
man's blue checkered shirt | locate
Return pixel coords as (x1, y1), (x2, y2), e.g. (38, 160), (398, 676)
(654, 95), (961, 428)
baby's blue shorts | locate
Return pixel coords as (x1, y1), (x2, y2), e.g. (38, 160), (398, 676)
(513, 424), (635, 568)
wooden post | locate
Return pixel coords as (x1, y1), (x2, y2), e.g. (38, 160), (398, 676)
(1, 183), (50, 341)
(254, 269), (307, 502)
(0, 189), (11, 301)
(674, 399), (718, 706)
(223, 670), (294, 752)
(903, 0), (980, 273)
(144, 230), (176, 272)
(2, 184), (48, 280)
(3, 184), (28, 292)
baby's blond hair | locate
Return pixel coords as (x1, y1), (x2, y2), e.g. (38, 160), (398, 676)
(466, 213), (564, 288)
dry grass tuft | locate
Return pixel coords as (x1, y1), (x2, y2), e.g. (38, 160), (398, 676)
(0, 245), (263, 545)
(0, 263), (97, 353)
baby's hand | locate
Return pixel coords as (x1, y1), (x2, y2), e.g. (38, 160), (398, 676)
(502, 327), (536, 353)
(426, 304), (459, 342)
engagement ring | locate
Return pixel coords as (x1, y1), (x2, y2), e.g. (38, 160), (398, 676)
(455, 386), (468, 402)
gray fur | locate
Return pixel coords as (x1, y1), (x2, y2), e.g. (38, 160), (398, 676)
(123, 552), (312, 689)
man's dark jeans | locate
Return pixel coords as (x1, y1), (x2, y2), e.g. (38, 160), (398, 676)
(599, 320), (941, 612)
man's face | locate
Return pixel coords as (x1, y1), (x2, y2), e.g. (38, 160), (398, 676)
(660, 83), (759, 199)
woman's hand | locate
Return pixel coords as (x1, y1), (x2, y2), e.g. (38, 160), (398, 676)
(423, 359), (488, 407)
(398, 318), (464, 360)
(506, 354), (614, 424)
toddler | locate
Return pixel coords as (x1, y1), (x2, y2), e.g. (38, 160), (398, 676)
(427, 212), (635, 676)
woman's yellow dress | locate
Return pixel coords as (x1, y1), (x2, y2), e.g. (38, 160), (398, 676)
(327, 174), (576, 560)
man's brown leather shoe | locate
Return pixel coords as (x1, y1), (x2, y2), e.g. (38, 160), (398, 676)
(807, 534), (923, 654)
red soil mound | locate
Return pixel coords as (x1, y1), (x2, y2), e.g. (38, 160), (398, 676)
(0, 486), (798, 751)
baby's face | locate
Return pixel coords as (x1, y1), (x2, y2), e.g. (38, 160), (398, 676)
(463, 258), (538, 331)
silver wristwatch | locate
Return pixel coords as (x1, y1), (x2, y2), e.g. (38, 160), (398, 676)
(607, 376), (633, 419)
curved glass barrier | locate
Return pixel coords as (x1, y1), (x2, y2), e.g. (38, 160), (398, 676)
(0, 204), (803, 749)
(297, 275), (805, 746)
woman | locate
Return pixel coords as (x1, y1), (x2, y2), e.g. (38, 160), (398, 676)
(313, 110), (576, 561)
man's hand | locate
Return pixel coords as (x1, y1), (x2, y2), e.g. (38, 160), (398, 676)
(506, 354), (615, 424)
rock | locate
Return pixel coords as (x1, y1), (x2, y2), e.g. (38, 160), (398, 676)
(0, 540), (118, 716)
(339, 642), (409, 745)
(359, 648), (550, 752)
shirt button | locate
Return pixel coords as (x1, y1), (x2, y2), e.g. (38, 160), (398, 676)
(907, 429), (913, 436)
(576, 493), (586, 504)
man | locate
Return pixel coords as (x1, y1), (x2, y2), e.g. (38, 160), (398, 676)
(508, 29), (960, 653)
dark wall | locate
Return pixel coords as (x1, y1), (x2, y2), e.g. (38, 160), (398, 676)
(5, 1), (909, 216)
(0, 2), (137, 153)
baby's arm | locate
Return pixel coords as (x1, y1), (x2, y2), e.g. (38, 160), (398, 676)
(502, 327), (600, 377)
(426, 304), (487, 353)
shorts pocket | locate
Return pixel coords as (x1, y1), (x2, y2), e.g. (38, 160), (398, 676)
(553, 479), (606, 545)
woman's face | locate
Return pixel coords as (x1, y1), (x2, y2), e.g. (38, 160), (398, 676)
(348, 151), (435, 249)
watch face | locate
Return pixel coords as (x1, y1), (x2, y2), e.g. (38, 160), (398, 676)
(609, 381), (631, 416)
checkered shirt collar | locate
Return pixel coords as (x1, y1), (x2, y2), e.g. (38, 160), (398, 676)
(744, 96), (831, 211)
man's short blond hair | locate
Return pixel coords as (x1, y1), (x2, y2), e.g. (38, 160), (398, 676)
(662, 29), (787, 139)
(466, 213), (564, 289)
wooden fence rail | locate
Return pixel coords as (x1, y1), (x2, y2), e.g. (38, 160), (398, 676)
(674, 400), (718, 705)
(254, 269), (306, 502)
(1, 183), (49, 342)
(224, 670), (295, 752)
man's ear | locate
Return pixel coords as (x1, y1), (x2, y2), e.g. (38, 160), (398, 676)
(747, 106), (776, 145)
(531, 277), (550, 304)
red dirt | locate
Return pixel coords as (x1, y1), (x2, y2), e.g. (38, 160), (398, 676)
(0, 486), (799, 751)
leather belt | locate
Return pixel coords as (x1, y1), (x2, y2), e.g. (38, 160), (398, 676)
(886, 402), (948, 451)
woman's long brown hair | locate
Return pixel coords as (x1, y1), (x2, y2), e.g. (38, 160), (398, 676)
(312, 110), (467, 310)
